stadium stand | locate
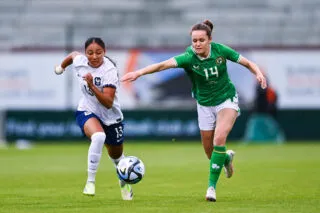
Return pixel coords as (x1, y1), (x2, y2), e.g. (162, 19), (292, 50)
(0, 0), (319, 49)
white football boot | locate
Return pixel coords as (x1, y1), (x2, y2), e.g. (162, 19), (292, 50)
(83, 182), (95, 196)
(224, 150), (235, 178)
(205, 186), (216, 202)
(119, 180), (133, 200)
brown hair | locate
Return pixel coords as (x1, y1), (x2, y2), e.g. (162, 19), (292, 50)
(191, 19), (214, 38)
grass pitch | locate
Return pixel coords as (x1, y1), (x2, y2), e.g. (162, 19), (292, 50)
(0, 141), (319, 213)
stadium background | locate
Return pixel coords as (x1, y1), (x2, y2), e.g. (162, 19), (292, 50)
(0, 1), (319, 213)
(1, 0), (319, 141)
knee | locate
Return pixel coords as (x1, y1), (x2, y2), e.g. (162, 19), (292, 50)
(214, 133), (227, 146)
(91, 132), (106, 143)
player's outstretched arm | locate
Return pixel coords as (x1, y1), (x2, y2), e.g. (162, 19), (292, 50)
(121, 58), (177, 82)
(238, 56), (267, 89)
(54, 51), (81, 75)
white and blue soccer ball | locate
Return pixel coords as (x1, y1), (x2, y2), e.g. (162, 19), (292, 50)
(116, 156), (145, 184)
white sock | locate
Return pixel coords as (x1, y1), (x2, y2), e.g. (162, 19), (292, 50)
(87, 132), (106, 183)
(110, 154), (126, 186)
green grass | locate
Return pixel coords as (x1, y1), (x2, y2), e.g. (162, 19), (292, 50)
(0, 141), (319, 213)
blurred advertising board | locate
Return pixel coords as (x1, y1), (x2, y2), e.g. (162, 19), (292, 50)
(5, 109), (320, 141)
(5, 110), (200, 141)
(1, 49), (319, 110)
(0, 53), (68, 110)
(252, 51), (320, 109)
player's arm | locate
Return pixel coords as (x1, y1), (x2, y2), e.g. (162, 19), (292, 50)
(90, 84), (115, 109)
(238, 56), (267, 89)
(121, 58), (177, 82)
(54, 51), (81, 75)
(83, 73), (115, 109)
(219, 43), (267, 89)
(98, 87), (116, 109)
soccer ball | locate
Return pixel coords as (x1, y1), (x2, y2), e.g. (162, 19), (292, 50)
(116, 156), (145, 184)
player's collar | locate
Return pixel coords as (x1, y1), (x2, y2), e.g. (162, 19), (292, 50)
(192, 45), (211, 60)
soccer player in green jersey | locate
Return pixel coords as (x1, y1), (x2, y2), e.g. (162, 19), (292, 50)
(121, 20), (267, 202)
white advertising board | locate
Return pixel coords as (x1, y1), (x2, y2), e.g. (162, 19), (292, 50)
(252, 51), (320, 109)
(0, 51), (136, 110)
(1, 50), (319, 110)
(0, 53), (68, 109)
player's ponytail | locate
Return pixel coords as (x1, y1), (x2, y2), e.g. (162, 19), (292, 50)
(191, 19), (214, 38)
(203, 20), (214, 32)
(104, 56), (116, 67)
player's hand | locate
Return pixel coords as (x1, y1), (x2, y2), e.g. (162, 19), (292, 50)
(121, 71), (141, 82)
(83, 73), (94, 88)
(54, 65), (64, 75)
(256, 73), (267, 89)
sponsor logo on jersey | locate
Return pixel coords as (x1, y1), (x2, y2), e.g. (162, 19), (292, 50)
(193, 64), (200, 69)
(216, 56), (225, 65)
(94, 77), (101, 86)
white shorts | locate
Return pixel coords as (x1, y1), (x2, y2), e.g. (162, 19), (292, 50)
(197, 96), (240, 131)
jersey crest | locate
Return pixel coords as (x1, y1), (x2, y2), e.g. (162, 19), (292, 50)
(94, 77), (102, 86)
(216, 56), (225, 65)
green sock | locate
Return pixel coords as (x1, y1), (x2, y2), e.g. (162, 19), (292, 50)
(208, 146), (227, 189)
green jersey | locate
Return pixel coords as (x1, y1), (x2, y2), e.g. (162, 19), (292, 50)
(174, 42), (240, 106)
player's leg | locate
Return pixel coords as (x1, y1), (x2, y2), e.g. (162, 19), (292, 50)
(217, 97), (240, 179)
(201, 130), (217, 201)
(197, 102), (238, 201)
(82, 117), (106, 196)
(197, 102), (232, 161)
(197, 103), (215, 160)
(104, 122), (133, 200)
(106, 143), (124, 163)
(208, 108), (238, 194)
(201, 130), (234, 174)
(103, 122), (125, 166)
(197, 103), (218, 201)
(105, 143), (133, 200)
(201, 128), (235, 171)
(200, 130), (215, 160)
